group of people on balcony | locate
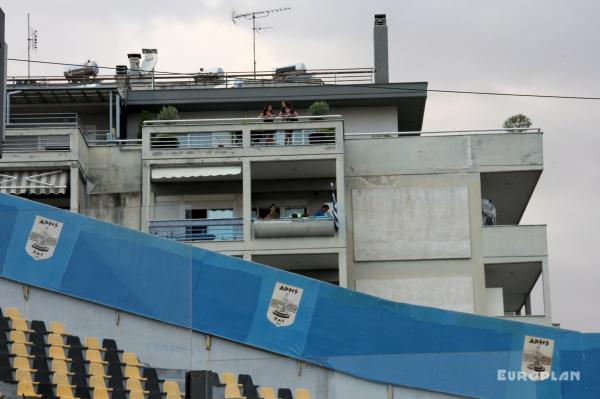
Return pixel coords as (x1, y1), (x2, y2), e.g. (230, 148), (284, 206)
(261, 204), (331, 220)
(258, 101), (299, 145)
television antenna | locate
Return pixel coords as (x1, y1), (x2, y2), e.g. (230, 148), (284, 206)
(26, 13), (38, 79)
(232, 7), (290, 79)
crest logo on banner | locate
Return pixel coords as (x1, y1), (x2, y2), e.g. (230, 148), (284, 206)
(25, 216), (64, 260)
(521, 335), (555, 380)
(267, 282), (303, 327)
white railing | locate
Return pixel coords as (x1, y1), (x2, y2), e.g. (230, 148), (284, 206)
(149, 218), (244, 242)
(345, 128), (542, 139)
(149, 131), (243, 149)
(2, 134), (71, 152)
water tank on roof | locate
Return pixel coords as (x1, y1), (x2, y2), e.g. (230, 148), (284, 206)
(64, 60), (99, 80)
(274, 63), (306, 76)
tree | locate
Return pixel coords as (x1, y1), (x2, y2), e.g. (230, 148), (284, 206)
(503, 114), (532, 130)
(157, 105), (179, 120)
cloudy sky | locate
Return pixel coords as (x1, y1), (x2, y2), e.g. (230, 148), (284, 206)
(2, 1), (599, 331)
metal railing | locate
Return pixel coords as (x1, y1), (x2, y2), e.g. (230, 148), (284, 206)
(149, 218), (244, 242)
(250, 127), (336, 146)
(345, 127), (542, 139)
(2, 134), (71, 152)
(7, 113), (81, 128)
(149, 131), (243, 149)
(7, 68), (375, 89)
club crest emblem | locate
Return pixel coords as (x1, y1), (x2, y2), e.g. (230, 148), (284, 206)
(267, 282), (303, 327)
(521, 335), (555, 380)
(25, 216), (64, 261)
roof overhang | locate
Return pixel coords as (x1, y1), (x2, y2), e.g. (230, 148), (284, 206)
(151, 166), (242, 182)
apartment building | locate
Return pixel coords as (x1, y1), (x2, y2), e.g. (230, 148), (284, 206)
(0, 15), (550, 326)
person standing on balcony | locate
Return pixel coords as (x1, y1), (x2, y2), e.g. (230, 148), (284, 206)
(279, 100), (299, 145)
(314, 204), (330, 217)
(258, 104), (275, 145)
(265, 204), (280, 220)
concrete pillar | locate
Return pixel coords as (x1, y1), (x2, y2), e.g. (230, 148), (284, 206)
(242, 159), (252, 241)
(69, 164), (79, 213)
(373, 14), (389, 84)
(140, 161), (151, 232)
(243, 253), (252, 262)
(524, 293), (532, 316)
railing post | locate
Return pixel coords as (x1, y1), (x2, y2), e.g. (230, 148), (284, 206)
(242, 126), (251, 148)
(242, 159), (252, 241)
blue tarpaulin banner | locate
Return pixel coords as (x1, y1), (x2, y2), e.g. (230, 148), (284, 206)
(0, 193), (599, 399)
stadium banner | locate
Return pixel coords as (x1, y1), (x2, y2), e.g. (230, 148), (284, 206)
(0, 193), (599, 399)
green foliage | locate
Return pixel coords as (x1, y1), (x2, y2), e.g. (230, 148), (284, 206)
(158, 105), (179, 121)
(503, 114), (532, 129)
(137, 110), (154, 139)
(308, 101), (330, 116)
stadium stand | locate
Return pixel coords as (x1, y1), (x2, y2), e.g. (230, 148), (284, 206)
(0, 306), (313, 399)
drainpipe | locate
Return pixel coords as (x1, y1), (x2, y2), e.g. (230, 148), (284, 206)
(115, 92), (121, 139)
(109, 90), (113, 139)
(6, 90), (21, 125)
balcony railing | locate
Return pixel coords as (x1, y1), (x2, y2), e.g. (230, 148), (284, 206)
(143, 116), (343, 155)
(2, 134), (71, 152)
(149, 218), (243, 242)
(253, 217), (336, 238)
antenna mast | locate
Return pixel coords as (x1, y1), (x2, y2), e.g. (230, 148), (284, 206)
(26, 13), (38, 79)
(232, 7), (290, 79)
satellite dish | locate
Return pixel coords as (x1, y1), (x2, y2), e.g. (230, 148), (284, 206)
(140, 49), (157, 73)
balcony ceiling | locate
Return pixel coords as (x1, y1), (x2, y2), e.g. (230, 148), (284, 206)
(8, 87), (117, 106)
(485, 262), (542, 312)
(252, 159), (336, 180)
(481, 170), (542, 224)
(252, 253), (338, 271)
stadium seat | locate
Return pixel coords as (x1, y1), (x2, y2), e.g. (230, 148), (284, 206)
(126, 378), (149, 394)
(88, 362), (110, 379)
(49, 322), (67, 336)
(12, 343), (34, 359)
(48, 334), (70, 348)
(92, 387), (110, 399)
(166, 394), (181, 399)
(224, 384), (246, 399)
(15, 369), (39, 385)
(277, 388), (293, 399)
(237, 374), (259, 399)
(84, 338), (105, 352)
(5, 307), (23, 320)
(56, 383), (79, 399)
(258, 387), (277, 399)
(51, 359), (75, 376)
(129, 390), (146, 399)
(30, 321), (49, 336)
(163, 381), (181, 397)
(85, 349), (107, 365)
(295, 389), (311, 399)
(11, 318), (34, 333)
(13, 356), (36, 372)
(101, 339), (123, 354)
(142, 367), (163, 392)
(52, 372), (73, 387)
(17, 380), (42, 398)
(10, 330), (33, 346)
(1, 353), (15, 383)
(221, 372), (242, 387)
(124, 365), (147, 381)
(89, 375), (112, 391)
(49, 346), (72, 362)
(122, 352), (143, 367)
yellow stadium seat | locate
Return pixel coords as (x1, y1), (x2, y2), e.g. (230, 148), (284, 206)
(84, 337), (105, 352)
(49, 346), (71, 362)
(11, 343), (33, 359)
(224, 384), (245, 399)
(51, 359), (75, 376)
(166, 394), (181, 399)
(56, 384), (79, 399)
(295, 388), (312, 399)
(92, 388), (110, 399)
(48, 333), (69, 348)
(126, 378), (149, 394)
(163, 381), (181, 396)
(11, 318), (34, 333)
(13, 356), (36, 372)
(17, 381), (42, 398)
(122, 352), (144, 367)
(52, 372), (73, 387)
(258, 387), (277, 399)
(15, 369), (39, 385)
(89, 375), (112, 391)
(49, 321), (67, 335)
(129, 390), (146, 399)
(220, 372), (242, 387)
(5, 307), (23, 319)
(85, 349), (107, 365)
(125, 366), (147, 381)
(10, 330), (32, 346)
(88, 362), (110, 379)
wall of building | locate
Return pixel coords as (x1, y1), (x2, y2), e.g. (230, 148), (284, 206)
(333, 106), (398, 133)
(0, 278), (462, 399)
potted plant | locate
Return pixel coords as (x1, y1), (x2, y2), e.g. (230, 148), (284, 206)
(308, 101), (334, 144)
(154, 106), (180, 148)
(308, 101), (330, 119)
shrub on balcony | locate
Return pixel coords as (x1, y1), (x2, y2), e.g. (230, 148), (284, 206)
(158, 105), (180, 121)
(308, 101), (330, 117)
(503, 114), (532, 131)
(137, 110), (153, 139)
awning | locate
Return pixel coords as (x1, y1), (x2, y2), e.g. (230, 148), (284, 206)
(151, 166), (242, 181)
(0, 170), (69, 195)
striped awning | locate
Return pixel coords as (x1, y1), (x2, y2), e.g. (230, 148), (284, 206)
(0, 170), (69, 195)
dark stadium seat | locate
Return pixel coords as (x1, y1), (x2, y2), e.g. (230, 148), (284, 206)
(238, 374), (259, 399)
(0, 354), (16, 383)
(278, 388), (294, 399)
(30, 320), (49, 336)
(101, 339), (123, 354)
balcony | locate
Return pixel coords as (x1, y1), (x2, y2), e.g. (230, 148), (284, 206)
(483, 225), (547, 259)
(141, 116), (344, 160)
(253, 217), (336, 238)
(148, 218), (243, 242)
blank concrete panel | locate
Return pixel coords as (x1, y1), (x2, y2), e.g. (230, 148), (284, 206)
(356, 277), (475, 313)
(486, 288), (505, 316)
(352, 186), (471, 261)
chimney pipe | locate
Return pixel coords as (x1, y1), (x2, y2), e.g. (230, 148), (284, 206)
(127, 53), (141, 75)
(373, 14), (389, 84)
